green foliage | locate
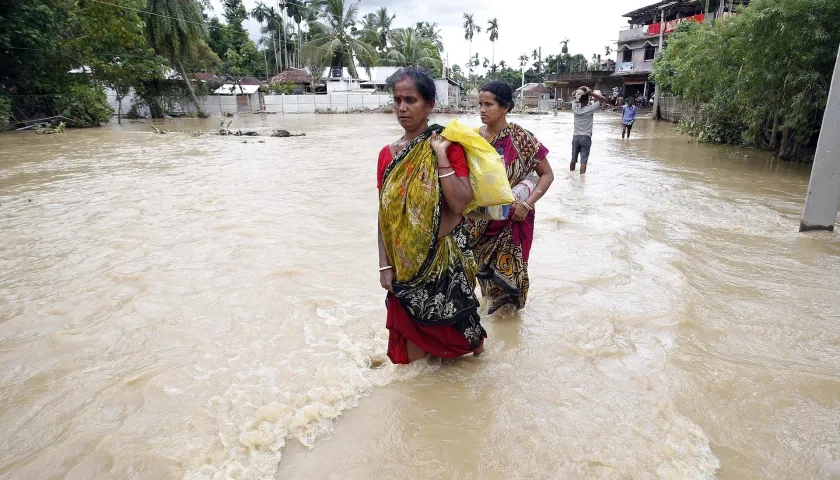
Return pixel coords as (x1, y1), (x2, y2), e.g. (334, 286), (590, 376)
(144, 0), (210, 116)
(488, 67), (525, 89)
(384, 28), (441, 72)
(271, 82), (296, 94)
(0, 97), (11, 131)
(145, 0), (206, 64)
(56, 84), (112, 127)
(207, 0), (265, 77)
(35, 122), (66, 134)
(302, 0), (379, 79)
(652, 0), (840, 152)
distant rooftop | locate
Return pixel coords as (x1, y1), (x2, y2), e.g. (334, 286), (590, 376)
(270, 68), (311, 85)
(623, 0), (748, 24)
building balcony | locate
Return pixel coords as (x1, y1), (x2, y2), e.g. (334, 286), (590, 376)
(618, 25), (656, 43)
(548, 70), (616, 83)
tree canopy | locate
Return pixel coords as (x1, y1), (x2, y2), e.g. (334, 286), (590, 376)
(651, 0), (840, 156)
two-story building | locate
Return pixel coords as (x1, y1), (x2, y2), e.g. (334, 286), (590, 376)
(614, 0), (747, 100)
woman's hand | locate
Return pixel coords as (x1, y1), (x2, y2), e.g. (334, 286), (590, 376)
(430, 132), (452, 159)
(510, 202), (528, 222)
(380, 268), (395, 292)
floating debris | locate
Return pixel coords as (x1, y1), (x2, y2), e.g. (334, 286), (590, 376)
(35, 122), (66, 135)
(150, 125), (168, 134)
(270, 129), (305, 138)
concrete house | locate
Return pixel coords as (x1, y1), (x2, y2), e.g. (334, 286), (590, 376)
(614, 0), (748, 99)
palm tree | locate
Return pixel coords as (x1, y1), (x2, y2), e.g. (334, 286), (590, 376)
(385, 28), (440, 69)
(487, 18), (499, 67)
(264, 6), (283, 72)
(466, 53), (479, 71)
(561, 38), (569, 54)
(251, 2), (271, 78)
(462, 13), (481, 75)
(302, 0), (378, 78)
(287, 0), (308, 68)
(482, 57), (490, 68)
(286, 0), (299, 67)
(144, 0), (207, 116)
(358, 13), (382, 51)
(415, 21), (443, 52)
(532, 48), (542, 77)
(374, 7), (396, 52)
(277, 1), (288, 70)
(499, 60), (507, 69)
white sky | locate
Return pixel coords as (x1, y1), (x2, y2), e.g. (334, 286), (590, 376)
(210, 0), (657, 71)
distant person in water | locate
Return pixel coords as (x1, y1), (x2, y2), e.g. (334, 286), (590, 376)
(468, 80), (554, 314)
(570, 86), (606, 174)
(377, 67), (486, 364)
(621, 97), (638, 139)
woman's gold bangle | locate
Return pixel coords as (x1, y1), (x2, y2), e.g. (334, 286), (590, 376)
(521, 201), (534, 211)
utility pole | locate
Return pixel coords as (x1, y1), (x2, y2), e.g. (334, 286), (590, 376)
(799, 45), (840, 232)
(521, 60), (525, 112)
(651, 6), (666, 120)
(279, 1), (287, 71)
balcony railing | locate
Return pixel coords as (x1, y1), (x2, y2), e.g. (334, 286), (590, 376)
(549, 70), (617, 82)
(618, 26), (654, 43)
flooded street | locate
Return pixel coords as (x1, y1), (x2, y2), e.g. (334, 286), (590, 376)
(1, 112), (838, 480)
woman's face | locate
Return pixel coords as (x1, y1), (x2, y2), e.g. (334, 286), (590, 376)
(393, 79), (433, 132)
(479, 91), (507, 125)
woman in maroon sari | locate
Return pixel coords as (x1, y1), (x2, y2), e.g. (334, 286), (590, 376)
(469, 81), (554, 314)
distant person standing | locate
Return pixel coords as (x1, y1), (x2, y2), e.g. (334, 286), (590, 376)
(570, 86), (606, 174)
(621, 97), (638, 139)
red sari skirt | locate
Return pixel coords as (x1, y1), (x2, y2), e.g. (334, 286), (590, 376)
(386, 295), (485, 364)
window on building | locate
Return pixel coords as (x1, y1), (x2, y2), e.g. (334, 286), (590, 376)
(622, 49), (632, 63)
(644, 45), (656, 61)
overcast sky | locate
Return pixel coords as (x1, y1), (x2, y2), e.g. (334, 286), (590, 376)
(210, 0), (657, 71)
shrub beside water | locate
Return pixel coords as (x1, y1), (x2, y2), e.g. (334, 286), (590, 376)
(0, 97), (11, 131)
(56, 84), (113, 127)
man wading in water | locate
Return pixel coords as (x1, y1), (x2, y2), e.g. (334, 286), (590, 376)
(570, 86), (606, 174)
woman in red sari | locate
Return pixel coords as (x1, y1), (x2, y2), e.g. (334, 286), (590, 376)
(469, 81), (554, 314)
(377, 68), (487, 364)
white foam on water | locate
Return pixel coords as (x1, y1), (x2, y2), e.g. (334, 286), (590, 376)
(182, 299), (438, 480)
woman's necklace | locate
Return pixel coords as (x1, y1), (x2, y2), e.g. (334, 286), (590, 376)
(482, 124), (506, 143)
(394, 125), (427, 155)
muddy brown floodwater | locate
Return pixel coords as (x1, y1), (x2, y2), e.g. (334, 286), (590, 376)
(0, 113), (838, 480)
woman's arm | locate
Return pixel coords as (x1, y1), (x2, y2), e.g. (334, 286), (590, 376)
(378, 218), (394, 292)
(511, 159), (554, 222)
(512, 171), (538, 203)
(524, 159), (554, 206)
(431, 133), (472, 215)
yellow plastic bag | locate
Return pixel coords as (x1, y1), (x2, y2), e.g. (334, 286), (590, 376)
(440, 119), (513, 215)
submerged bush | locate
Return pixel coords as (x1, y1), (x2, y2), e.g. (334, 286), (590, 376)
(0, 97), (11, 131)
(56, 84), (112, 127)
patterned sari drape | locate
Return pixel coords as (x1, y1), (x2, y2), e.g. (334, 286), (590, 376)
(468, 123), (546, 314)
(379, 126), (481, 328)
